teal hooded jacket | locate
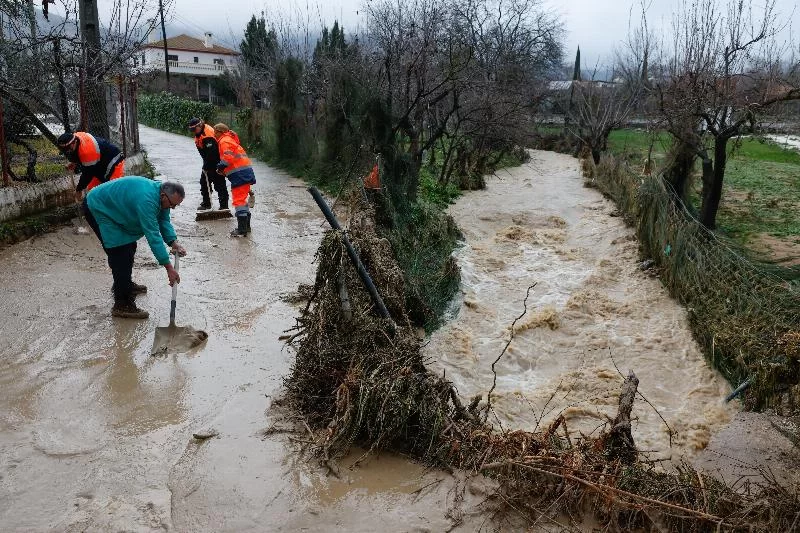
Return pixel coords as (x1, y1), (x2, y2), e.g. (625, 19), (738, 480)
(86, 177), (177, 265)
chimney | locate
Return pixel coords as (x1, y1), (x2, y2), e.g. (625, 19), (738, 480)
(204, 32), (213, 48)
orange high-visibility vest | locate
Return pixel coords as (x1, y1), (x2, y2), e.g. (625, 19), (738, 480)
(74, 131), (101, 166)
(217, 132), (252, 175)
(364, 164), (380, 189)
(194, 124), (215, 150)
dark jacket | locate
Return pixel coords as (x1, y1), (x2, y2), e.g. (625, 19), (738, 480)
(194, 125), (221, 171)
(67, 132), (124, 192)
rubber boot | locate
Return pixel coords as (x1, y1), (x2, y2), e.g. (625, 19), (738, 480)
(246, 213), (252, 233)
(230, 215), (249, 238)
(111, 299), (149, 319)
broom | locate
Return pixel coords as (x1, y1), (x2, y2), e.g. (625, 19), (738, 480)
(196, 170), (233, 221)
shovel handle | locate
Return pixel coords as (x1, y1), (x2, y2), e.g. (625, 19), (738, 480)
(169, 253), (179, 326)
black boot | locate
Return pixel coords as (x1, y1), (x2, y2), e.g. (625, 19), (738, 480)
(246, 213), (251, 233)
(197, 200), (212, 211)
(230, 215), (249, 237)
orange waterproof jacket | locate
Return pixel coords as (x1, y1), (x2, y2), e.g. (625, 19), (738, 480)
(216, 132), (255, 187)
(70, 131), (124, 192)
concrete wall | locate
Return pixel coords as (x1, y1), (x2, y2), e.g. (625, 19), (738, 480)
(0, 151), (149, 224)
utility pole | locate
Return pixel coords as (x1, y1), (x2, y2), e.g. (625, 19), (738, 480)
(26, 0), (38, 62)
(78, 0), (109, 137)
(0, 12), (10, 185)
(158, 0), (170, 89)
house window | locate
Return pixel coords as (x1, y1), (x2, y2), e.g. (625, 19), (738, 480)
(213, 58), (225, 65)
(167, 54), (178, 61)
(193, 56), (199, 63)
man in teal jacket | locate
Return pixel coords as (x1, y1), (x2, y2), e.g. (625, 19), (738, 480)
(82, 177), (187, 319)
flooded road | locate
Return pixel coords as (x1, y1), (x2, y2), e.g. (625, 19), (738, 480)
(426, 150), (738, 458)
(0, 126), (476, 532)
(0, 132), (741, 531)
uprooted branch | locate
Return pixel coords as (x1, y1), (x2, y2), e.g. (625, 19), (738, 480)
(283, 200), (800, 531)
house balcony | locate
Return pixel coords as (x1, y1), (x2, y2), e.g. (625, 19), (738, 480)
(135, 60), (233, 77)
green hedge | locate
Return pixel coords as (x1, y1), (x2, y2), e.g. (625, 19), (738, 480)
(138, 92), (216, 134)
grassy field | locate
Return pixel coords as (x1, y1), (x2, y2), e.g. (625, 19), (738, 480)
(605, 129), (800, 262)
(0, 137), (64, 182)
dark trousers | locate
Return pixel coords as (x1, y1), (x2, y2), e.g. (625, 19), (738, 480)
(82, 199), (137, 303)
(200, 170), (229, 205)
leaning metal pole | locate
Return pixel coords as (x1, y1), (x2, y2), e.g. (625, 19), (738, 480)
(308, 186), (397, 332)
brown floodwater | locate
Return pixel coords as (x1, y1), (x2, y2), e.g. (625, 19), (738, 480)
(425, 150), (738, 458)
(0, 130), (738, 531)
(0, 126), (489, 532)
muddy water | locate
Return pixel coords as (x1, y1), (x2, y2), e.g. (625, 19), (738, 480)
(0, 131), (738, 531)
(426, 151), (738, 457)
(0, 126), (483, 532)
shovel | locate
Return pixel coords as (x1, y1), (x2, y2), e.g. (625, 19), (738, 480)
(151, 253), (208, 356)
(69, 173), (90, 235)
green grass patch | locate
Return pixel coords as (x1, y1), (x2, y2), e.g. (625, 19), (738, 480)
(607, 129), (671, 162)
(606, 129), (800, 253)
(718, 155), (800, 243)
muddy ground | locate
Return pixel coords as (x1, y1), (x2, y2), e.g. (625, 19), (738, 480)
(0, 129), (796, 532)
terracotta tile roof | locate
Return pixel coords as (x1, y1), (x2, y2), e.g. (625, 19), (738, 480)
(143, 34), (239, 56)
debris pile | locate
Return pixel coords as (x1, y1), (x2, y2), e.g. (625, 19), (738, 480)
(284, 208), (800, 531)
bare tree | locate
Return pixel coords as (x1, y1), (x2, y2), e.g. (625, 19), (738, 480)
(657, 0), (800, 228)
(1, 0), (158, 140)
(567, 78), (642, 164)
(362, 0), (562, 199)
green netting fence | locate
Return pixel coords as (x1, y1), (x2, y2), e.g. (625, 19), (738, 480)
(583, 155), (800, 410)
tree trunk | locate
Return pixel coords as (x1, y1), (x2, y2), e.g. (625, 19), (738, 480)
(79, 0), (109, 137)
(53, 39), (71, 132)
(663, 140), (696, 203)
(700, 136), (728, 229)
(591, 147), (601, 165)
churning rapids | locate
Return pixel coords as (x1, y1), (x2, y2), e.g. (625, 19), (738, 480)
(425, 150), (736, 457)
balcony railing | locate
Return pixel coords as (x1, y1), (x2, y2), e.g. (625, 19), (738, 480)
(135, 60), (233, 76)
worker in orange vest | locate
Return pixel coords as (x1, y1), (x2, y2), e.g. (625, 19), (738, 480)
(213, 123), (256, 237)
(187, 117), (229, 211)
(57, 131), (125, 200)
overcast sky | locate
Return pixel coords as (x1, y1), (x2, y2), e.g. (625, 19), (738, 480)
(56, 0), (799, 67)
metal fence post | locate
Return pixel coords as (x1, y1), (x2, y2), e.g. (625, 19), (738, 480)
(118, 76), (126, 158)
(78, 67), (88, 131)
(0, 96), (9, 186)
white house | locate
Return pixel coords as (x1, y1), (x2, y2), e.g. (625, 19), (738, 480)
(140, 32), (239, 76)
(138, 33), (239, 103)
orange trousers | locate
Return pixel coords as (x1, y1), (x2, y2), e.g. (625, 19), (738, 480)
(85, 161), (125, 192)
(231, 184), (251, 209)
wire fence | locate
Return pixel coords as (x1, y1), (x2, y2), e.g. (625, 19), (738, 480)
(0, 72), (139, 187)
(583, 155), (800, 410)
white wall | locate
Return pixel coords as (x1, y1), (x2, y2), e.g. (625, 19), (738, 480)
(140, 47), (238, 76)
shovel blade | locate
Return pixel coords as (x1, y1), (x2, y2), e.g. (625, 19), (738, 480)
(151, 325), (208, 356)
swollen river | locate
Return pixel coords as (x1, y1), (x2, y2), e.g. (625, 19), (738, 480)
(425, 150), (737, 458)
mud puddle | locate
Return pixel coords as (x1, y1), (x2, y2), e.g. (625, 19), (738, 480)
(1, 126), (489, 532)
(425, 150), (738, 460)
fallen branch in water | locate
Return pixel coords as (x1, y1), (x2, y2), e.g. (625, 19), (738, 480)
(281, 198), (800, 532)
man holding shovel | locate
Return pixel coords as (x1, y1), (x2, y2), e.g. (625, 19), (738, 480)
(82, 177), (187, 319)
(187, 117), (229, 212)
